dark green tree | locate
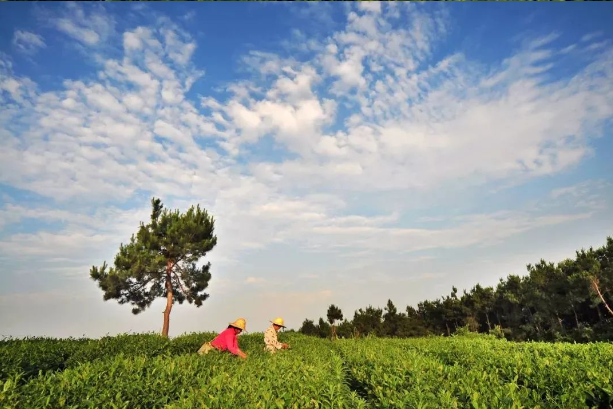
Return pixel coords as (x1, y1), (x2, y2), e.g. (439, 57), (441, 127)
(298, 236), (613, 342)
(326, 304), (343, 340)
(382, 299), (401, 336)
(418, 299), (446, 335)
(441, 287), (463, 336)
(336, 319), (355, 338)
(299, 319), (318, 336)
(585, 241), (613, 318)
(494, 275), (526, 339)
(353, 306), (382, 337)
(399, 306), (430, 337)
(317, 317), (331, 338)
(468, 284), (495, 331)
(90, 198), (217, 337)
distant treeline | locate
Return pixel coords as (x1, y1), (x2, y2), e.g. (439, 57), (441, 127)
(299, 236), (613, 342)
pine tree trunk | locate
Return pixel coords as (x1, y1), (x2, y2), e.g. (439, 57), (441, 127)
(572, 305), (579, 328)
(592, 278), (613, 317)
(485, 312), (492, 331)
(162, 260), (174, 337)
(445, 322), (450, 336)
(527, 308), (538, 333)
(330, 324), (337, 341)
(556, 313), (563, 330)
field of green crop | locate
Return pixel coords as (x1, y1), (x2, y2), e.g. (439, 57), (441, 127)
(1, 332), (612, 409)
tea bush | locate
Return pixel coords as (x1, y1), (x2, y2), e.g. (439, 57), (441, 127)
(3, 332), (613, 408)
(338, 335), (613, 408)
(11, 334), (365, 408)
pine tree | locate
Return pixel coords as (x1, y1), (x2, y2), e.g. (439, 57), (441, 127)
(382, 299), (400, 336)
(299, 319), (318, 336)
(327, 304), (343, 340)
(90, 198), (217, 337)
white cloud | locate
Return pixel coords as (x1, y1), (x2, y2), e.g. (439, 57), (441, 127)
(56, 19), (100, 45)
(587, 41), (608, 52)
(357, 2), (381, 14)
(182, 11), (196, 22)
(257, 289), (333, 307)
(198, 7), (613, 197)
(303, 211), (591, 253)
(548, 180), (611, 211)
(0, 22), (217, 202)
(1, 6), (612, 337)
(581, 31), (603, 42)
(51, 3), (115, 47)
(12, 31), (46, 55)
(123, 93), (146, 112)
(252, 46), (612, 192)
(161, 25), (197, 65)
(560, 44), (577, 54)
(0, 59), (37, 105)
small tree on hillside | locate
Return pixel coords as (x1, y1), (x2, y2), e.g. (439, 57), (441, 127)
(317, 318), (331, 339)
(90, 198), (217, 337)
(298, 319), (319, 336)
(327, 304), (343, 340)
(382, 299), (400, 336)
(353, 306), (383, 337)
(299, 319), (318, 336)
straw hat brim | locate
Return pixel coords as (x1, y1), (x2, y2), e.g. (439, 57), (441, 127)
(270, 321), (286, 328)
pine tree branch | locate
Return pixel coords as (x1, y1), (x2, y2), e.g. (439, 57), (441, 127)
(172, 271), (189, 295)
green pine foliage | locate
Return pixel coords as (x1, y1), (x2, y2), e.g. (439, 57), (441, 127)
(90, 198), (217, 336)
(301, 236), (613, 343)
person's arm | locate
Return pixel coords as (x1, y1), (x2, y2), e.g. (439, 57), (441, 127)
(273, 331), (287, 349)
(274, 337), (284, 350)
(228, 332), (246, 358)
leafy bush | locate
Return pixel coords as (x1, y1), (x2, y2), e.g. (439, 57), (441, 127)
(3, 332), (613, 408)
(0, 337), (88, 381)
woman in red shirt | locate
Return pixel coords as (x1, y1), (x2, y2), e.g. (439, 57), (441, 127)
(197, 318), (247, 359)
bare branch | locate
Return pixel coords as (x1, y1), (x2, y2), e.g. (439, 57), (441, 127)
(591, 278), (613, 317)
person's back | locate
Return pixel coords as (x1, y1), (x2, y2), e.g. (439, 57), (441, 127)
(211, 327), (239, 353)
(197, 318), (247, 359)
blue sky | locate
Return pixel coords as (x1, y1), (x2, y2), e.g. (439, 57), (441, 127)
(1, 2), (612, 337)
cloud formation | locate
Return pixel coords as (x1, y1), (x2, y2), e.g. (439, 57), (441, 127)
(1, 4), (611, 263)
(1, 3), (612, 335)
(12, 30), (46, 55)
(51, 3), (115, 46)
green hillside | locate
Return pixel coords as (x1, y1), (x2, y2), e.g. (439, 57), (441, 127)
(2, 332), (612, 408)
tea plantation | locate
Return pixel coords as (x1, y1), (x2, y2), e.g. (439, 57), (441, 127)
(1, 332), (612, 408)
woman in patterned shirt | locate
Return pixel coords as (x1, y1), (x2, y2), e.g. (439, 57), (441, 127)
(264, 317), (289, 353)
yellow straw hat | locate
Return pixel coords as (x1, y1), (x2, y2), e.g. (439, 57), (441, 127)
(270, 317), (285, 328)
(229, 317), (246, 331)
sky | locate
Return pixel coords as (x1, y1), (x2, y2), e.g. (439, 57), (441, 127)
(0, 2), (612, 338)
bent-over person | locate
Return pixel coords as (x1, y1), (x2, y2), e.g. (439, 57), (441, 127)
(198, 318), (247, 359)
(264, 317), (289, 353)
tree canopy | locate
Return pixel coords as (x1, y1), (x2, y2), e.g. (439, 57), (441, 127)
(90, 198), (217, 337)
(327, 304), (343, 339)
(300, 236), (613, 342)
